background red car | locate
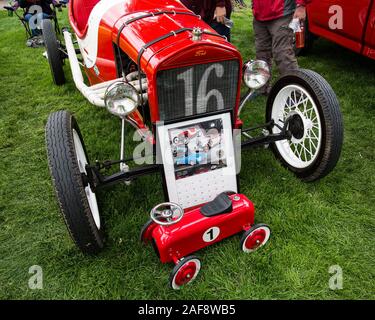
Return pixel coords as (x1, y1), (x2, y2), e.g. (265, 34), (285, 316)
(304, 0), (375, 60)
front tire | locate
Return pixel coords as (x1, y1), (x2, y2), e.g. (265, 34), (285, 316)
(266, 69), (343, 182)
(46, 111), (104, 254)
(241, 224), (271, 253)
(42, 19), (65, 85)
(169, 256), (201, 290)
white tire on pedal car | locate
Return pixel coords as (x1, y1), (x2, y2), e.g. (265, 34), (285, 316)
(241, 224), (271, 253)
(169, 256), (201, 290)
(45, 110), (104, 254)
(266, 69), (343, 182)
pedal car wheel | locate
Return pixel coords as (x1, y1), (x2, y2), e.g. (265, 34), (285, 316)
(45, 111), (104, 254)
(139, 219), (155, 243)
(169, 256), (201, 290)
(42, 19), (65, 85)
(266, 69), (343, 182)
(241, 224), (271, 253)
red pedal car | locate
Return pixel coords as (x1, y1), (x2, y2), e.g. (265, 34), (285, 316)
(43, 0), (343, 289)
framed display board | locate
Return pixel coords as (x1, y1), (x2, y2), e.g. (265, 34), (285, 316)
(157, 113), (237, 209)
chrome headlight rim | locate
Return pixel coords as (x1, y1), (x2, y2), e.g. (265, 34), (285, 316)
(104, 81), (140, 118)
(243, 60), (271, 90)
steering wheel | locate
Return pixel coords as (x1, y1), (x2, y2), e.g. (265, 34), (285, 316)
(150, 202), (184, 226)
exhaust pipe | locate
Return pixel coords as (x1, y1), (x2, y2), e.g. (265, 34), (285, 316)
(63, 31), (147, 107)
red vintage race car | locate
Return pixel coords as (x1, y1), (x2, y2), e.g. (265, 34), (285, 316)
(43, 0), (343, 289)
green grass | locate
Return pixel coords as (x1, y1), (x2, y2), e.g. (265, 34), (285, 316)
(1, 3), (375, 300)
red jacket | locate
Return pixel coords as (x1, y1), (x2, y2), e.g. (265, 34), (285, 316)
(181, 0), (232, 24)
(252, 0), (310, 22)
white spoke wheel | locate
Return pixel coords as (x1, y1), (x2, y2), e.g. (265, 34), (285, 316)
(241, 224), (271, 253)
(266, 69), (343, 182)
(72, 129), (101, 230)
(169, 256), (201, 290)
(46, 111), (104, 254)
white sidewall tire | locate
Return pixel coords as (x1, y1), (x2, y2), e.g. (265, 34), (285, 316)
(242, 225), (271, 253)
(170, 257), (201, 290)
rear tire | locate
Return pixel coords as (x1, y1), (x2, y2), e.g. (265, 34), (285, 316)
(42, 19), (65, 85)
(266, 69), (343, 182)
(46, 111), (104, 254)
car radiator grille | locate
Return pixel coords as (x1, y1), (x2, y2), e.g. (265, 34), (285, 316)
(157, 60), (239, 122)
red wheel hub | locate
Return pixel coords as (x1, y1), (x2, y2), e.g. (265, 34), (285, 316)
(245, 229), (266, 250)
(175, 262), (197, 286)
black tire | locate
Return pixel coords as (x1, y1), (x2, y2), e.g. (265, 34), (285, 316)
(294, 18), (315, 56)
(42, 19), (65, 85)
(139, 219), (155, 243)
(266, 69), (343, 182)
(46, 110), (104, 254)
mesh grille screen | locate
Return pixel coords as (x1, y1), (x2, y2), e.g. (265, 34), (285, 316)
(157, 60), (239, 122)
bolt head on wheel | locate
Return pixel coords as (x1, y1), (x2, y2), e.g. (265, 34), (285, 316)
(169, 256), (201, 290)
(241, 224), (271, 253)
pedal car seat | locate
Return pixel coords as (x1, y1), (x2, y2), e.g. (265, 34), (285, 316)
(200, 193), (233, 217)
(69, 0), (100, 38)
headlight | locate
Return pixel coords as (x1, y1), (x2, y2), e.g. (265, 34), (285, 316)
(104, 82), (139, 118)
(243, 60), (270, 90)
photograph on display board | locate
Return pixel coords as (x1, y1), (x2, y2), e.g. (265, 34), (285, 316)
(168, 118), (227, 180)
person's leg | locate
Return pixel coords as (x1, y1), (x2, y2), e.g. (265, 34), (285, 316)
(210, 21), (231, 42)
(253, 17), (273, 94)
(24, 13), (38, 37)
(269, 15), (299, 75)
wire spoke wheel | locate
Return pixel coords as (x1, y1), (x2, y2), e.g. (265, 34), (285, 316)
(266, 69), (343, 182)
(273, 84), (322, 168)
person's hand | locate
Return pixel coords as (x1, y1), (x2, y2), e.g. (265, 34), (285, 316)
(214, 6), (226, 24)
(293, 5), (306, 21)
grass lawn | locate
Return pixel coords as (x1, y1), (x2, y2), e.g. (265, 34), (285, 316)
(0, 2), (374, 300)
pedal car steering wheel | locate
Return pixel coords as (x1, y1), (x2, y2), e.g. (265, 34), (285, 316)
(150, 202), (184, 226)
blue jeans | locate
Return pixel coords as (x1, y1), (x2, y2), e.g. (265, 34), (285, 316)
(24, 13), (50, 37)
(210, 21), (231, 42)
